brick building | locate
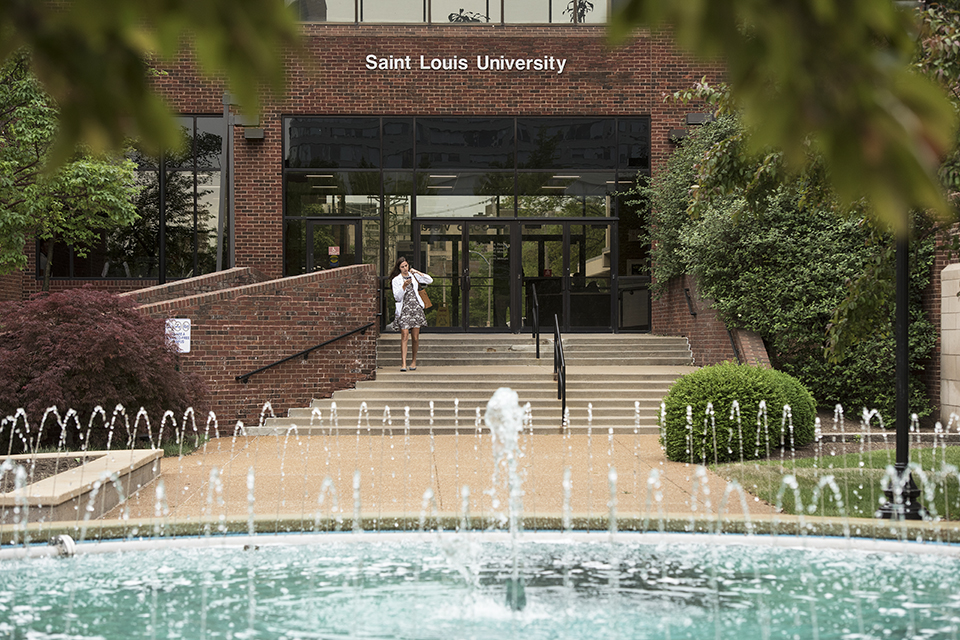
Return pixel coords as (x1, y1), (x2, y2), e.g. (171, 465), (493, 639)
(2, 3), (726, 339)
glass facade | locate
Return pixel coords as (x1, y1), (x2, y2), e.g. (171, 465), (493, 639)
(287, 0), (625, 24)
(40, 115), (226, 282)
(284, 115), (650, 331)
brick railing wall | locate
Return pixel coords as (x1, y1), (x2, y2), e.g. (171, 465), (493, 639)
(119, 267), (271, 306)
(134, 264), (379, 430)
(651, 274), (770, 367)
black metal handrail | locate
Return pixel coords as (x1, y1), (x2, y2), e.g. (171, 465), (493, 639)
(531, 283), (540, 359)
(236, 321), (376, 384)
(553, 313), (566, 424)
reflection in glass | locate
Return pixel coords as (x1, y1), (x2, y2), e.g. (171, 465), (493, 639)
(384, 172), (413, 269)
(437, 0), (500, 22)
(287, 0), (328, 21)
(298, 0), (608, 23)
(552, 0), (607, 23)
(467, 225), (512, 328)
(618, 118), (651, 171)
(285, 219), (307, 275)
(503, 2), (549, 22)
(361, 219), (381, 273)
(569, 223), (611, 326)
(361, 0), (425, 23)
(416, 118), (514, 170)
(517, 118), (616, 169)
(416, 223), (460, 328)
(517, 173), (614, 217)
(286, 118), (381, 169)
(310, 222), (356, 271)
(285, 172), (380, 217)
(383, 118), (415, 169)
(417, 172), (513, 217)
(83, 117), (224, 280)
(521, 223), (564, 326)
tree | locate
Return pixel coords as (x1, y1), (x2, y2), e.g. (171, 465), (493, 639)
(611, 0), (957, 238)
(629, 113), (939, 421)
(0, 0), (300, 165)
(0, 54), (139, 288)
(0, 288), (207, 453)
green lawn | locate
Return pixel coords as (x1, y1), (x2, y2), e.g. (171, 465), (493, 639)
(713, 446), (960, 520)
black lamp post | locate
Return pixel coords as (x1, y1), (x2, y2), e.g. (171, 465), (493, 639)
(879, 234), (923, 520)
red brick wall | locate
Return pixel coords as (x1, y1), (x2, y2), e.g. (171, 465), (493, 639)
(651, 274), (746, 366)
(135, 264), (379, 430)
(0, 271), (22, 302)
(734, 329), (771, 368)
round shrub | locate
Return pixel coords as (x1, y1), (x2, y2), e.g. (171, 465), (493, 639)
(661, 362), (816, 464)
(0, 288), (207, 453)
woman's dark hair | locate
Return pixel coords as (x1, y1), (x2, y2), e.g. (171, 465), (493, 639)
(388, 256), (408, 281)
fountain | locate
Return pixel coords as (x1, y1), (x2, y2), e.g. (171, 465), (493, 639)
(3, 391), (960, 638)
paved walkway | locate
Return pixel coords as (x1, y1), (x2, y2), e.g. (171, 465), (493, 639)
(107, 433), (779, 525)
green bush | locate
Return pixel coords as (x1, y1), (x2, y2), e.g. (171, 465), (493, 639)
(661, 362), (816, 464)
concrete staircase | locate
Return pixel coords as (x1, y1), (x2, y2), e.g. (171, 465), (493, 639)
(252, 333), (697, 435)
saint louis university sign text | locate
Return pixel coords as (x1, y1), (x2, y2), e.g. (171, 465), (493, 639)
(365, 54), (568, 74)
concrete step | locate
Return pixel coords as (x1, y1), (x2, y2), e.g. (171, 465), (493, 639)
(375, 333), (694, 367)
(244, 335), (695, 436)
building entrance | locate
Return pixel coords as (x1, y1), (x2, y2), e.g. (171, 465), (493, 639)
(415, 220), (615, 332)
(417, 221), (515, 331)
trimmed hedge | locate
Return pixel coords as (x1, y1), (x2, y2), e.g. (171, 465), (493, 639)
(661, 362), (816, 464)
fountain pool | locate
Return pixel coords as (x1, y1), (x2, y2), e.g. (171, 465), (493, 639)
(3, 532), (960, 639)
(5, 389), (960, 639)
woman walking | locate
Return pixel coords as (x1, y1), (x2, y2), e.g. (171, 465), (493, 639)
(389, 256), (433, 371)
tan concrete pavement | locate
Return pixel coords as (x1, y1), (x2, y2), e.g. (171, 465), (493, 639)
(107, 433), (778, 526)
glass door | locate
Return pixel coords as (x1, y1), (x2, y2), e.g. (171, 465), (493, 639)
(521, 223), (565, 330)
(465, 222), (513, 330)
(521, 221), (614, 331)
(568, 222), (613, 329)
(307, 221), (358, 271)
(416, 221), (516, 331)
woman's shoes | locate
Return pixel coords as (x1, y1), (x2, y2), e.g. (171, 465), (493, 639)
(400, 367), (407, 372)
(409, 366), (417, 371)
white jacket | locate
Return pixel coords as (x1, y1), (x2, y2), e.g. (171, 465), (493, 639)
(391, 271), (433, 320)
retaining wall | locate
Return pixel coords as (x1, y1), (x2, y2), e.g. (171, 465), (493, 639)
(133, 264), (380, 429)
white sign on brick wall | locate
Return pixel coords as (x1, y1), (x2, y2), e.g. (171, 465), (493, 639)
(166, 318), (191, 354)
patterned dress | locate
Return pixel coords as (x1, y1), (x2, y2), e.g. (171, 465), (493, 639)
(397, 280), (427, 330)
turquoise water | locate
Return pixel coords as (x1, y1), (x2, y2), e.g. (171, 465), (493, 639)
(2, 536), (960, 639)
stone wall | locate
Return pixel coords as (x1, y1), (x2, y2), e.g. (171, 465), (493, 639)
(134, 264), (379, 429)
(941, 264), (960, 423)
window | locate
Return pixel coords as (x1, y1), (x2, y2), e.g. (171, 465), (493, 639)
(39, 115), (226, 281)
(288, 0), (609, 24)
